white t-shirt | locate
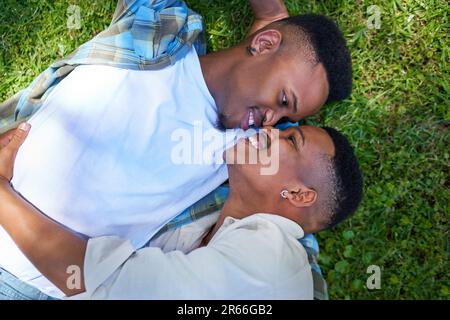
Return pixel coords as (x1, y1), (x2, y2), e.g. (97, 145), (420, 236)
(0, 48), (240, 297)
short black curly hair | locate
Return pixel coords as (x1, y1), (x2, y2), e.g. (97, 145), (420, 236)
(321, 127), (363, 228)
(275, 14), (352, 103)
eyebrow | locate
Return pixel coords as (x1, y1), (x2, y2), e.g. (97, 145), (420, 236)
(293, 93), (298, 114)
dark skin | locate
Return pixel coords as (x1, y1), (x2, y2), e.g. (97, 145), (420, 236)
(247, 0), (289, 34)
(199, 1), (329, 130)
(249, 0), (289, 34)
(0, 1), (333, 297)
(0, 1), (325, 135)
(200, 29), (329, 130)
(0, 123), (335, 297)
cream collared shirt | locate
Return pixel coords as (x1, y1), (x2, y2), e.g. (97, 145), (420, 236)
(71, 214), (313, 300)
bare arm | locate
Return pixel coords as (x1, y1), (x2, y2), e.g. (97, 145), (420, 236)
(0, 124), (87, 296)
(248, 0), (289, 35)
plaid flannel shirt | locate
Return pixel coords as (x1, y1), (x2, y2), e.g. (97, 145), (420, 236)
(0, 0), (205, 134)
(0, 0), (328, 300)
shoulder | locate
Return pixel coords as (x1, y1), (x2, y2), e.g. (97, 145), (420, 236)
(210, 214), (311, 276)
(207, 214), (313, 299)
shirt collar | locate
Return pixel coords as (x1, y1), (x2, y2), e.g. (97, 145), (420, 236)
(222, 213), (305, 239)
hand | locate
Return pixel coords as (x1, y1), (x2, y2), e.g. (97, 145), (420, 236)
(0, 121), (86, 296)
(248, 0), (289, 34)
(249, 14), (288, 34)
(0, 123), (31, 183)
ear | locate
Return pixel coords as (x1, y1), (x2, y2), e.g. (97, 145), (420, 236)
(250, 29), (282, 55)
(284, 187), (317, 208)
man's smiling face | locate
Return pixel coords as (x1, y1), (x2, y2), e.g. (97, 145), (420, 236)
(216, 50), (329, 130)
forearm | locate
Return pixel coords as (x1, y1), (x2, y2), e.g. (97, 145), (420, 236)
(248, 0), (289, 34)
(0, 179), (87, 296)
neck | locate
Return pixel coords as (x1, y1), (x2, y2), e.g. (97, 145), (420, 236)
(201, 187), (254, 246)
(199, 45), (246, 106)
(201, 185), (311, 246)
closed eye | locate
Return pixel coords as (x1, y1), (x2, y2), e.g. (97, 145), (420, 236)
(289, 135), (297, 149)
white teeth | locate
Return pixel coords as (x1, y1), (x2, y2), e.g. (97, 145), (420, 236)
(248, 135), (259, 149)
(249, 110), (255, 126)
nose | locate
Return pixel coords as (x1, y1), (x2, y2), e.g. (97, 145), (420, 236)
(261, 109), (279, 126)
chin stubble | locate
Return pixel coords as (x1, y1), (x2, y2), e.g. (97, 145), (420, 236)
(215, 112), (229, 131)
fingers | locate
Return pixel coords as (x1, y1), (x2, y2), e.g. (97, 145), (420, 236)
(7, 123), (31, 152)
(0, 129), (16, 148)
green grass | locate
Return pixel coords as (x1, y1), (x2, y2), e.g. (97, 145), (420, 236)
(0, 0), (448, 299)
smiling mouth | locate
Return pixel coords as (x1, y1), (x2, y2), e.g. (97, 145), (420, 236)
(246, 130), (270, 150)
(249, 110), (255, 127)
(242, 107), (263, 130)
